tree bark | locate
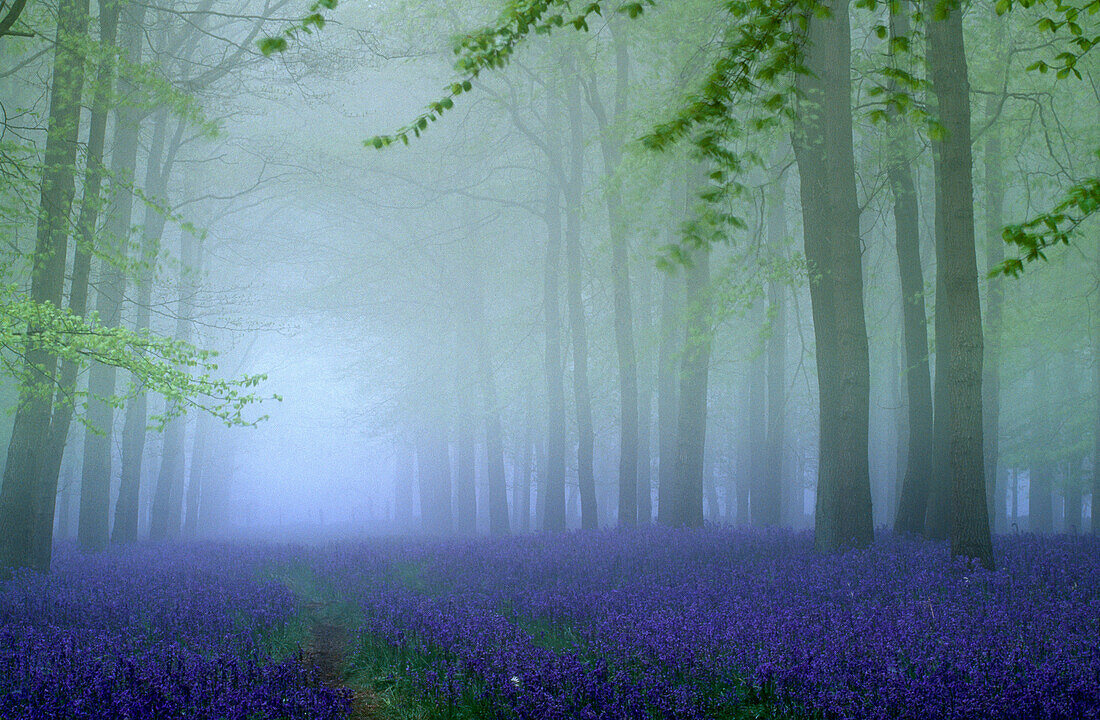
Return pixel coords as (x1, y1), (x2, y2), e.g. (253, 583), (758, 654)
(120, 109), (174, 542)
(748, 315), (767, 525)
(30, 0), (121, 568)
(452, 414), (477, 535)
(926, 0), (994, 567)
(515, 396), (534, 532)
(586, 33), (639, 527)
(1094, 244), (1100, 535)
(0, 0), (88, 574)
(472, 269), (510, 536)
(887, 2), (935, 538)
(657, 182), (683, 525)
(792, 0), (874, 551)
(541, 178), (567, 532)
(637, 254), (654, 524)
(761, 169), (788, 527)
(562, 62), (598, 530)
(674, 243), (712, 527)
(80, 4), (147, 550)
(982, 95), (1005, 535)
(415, 425), (452, 534)
(182, 411), (212, 538)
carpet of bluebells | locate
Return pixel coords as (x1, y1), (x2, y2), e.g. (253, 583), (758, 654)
(2, 530), (1099, 720)
(0, 544), (350, 720)
(314, 528), (1100, 720)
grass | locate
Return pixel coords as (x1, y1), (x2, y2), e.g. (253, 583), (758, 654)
(255, 556), (800, 720)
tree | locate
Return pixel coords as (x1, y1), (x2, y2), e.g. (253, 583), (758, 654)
(888, 0), (934, 537)
(791, 0), (874, 551)
(673, 241), (712, 527)
(926, 0), (994, 568)
(0, 0), (89, 575)
(584, 24), (640, 526)
(81, 2), (148, 550)
(760, 161), (789, 527)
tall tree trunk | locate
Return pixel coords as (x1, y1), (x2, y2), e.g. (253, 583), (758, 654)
(792, 0), (874, 551)
(182, 411), (212, 538)
(0, 0), (88, 575)
(149, 227), (199, 541)
(1094, 243), (1100, 535)
(119, 109), (172, 542)
(587, 33), (639, 526)
(31, 0), (121, 568)
(927, 0), (994, 568)
(675, 243), (712, 527)
(1065, 471), (1082, 533)
(761, 170), (788, 527)
(516, 396), (534, 532)
(562, 63), (598, 530)
(542, 179), (567, 532)
(472, 269), (510, 536)
(748, 318), (767, 525)
(453, 416), (476, 535)
(80, 5), (147, 549)
(888, 2), (935, 537)
(983, 96), (1005, 535)
(393, 435), (416, 527)
(656, 184), (683, 525)
(637, 257), (654, 524)
(415, 425), (452, 534)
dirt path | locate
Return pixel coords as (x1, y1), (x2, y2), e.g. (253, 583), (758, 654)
(302, 602), (382, 719)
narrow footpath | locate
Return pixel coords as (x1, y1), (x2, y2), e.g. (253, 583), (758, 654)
(302, 600), (382, 720)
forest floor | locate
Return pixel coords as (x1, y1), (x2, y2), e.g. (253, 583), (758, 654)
(301, 601), (383, 720)
(269, 565), (427, 720)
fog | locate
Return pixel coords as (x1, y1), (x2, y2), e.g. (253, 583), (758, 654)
(1, 0), (1097, 556)
(4, 1), (1100, 718)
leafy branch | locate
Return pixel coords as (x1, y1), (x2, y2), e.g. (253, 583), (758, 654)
(992, 172), (1100, 277)
(0, 286), (278, 429)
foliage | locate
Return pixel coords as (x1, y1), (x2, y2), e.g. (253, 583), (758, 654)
(0, 285), (277, 429)
(993, 169), (1100, 277)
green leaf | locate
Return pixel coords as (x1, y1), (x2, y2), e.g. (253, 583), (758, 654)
(258, 36), (288, 56)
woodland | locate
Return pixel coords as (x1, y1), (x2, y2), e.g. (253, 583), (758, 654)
(0, 0), (1098, 717)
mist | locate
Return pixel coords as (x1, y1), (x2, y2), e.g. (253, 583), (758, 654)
(1, 0), (1098, 717)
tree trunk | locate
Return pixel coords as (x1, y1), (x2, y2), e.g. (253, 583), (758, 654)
(888, 1), (935, 538)
(587, 34), (639, 527)
(30, 0), (120, 568)
(415, 425), (452, 534)
(562, 64), (598, 530)
(453, 416), (477, 535)
(637, 255), (654, 524)
(1065, 476), (1082, 534)
(0, 0), (88, 575)
(149, 226), (199, 541)
(471, 270), (510, 536)
(674, 244), (712, 527)
(542, 178), (567, 532)
(516, 396), (534, 532)
(393, 436), (416, 527)
(748, 318), (767, 525)
(761, 170), (788, 527)
(792, 0), (874, 551)
(80, 5), (147, 550)
(120, 109), (173, 542)
(982, 117), (1005, 534)
(982, 11), (1007, 537)
(656, 189), (683, 525)
(1094, 244), (1100, 535)
(927, 0), (994, 568)
(182, 411), (212, 538)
